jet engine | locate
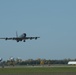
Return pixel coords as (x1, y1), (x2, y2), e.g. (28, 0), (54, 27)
(35, 37), (37, 40)
(5, 38), (8, 40)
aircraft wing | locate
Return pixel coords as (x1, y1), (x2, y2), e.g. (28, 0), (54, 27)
(0, 37), (19, 40)
(25, 37), (40, 40)
(0, 37), (40, 40)
(0, 38), (10, 40)
(0, 38), (6, 39)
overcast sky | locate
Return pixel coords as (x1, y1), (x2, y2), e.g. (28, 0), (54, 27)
(0, 0), (76, 60)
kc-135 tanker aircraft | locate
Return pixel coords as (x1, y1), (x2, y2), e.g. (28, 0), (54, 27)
(0, 32), (40, 42)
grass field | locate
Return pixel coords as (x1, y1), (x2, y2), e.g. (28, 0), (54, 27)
(0, 67), (76, 74)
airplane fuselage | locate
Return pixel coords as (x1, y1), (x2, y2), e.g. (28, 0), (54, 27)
(17, 33), (26, 42)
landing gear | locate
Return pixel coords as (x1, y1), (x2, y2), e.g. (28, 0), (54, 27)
(23, 40), (25, 42)
(17, 40), (19, 42)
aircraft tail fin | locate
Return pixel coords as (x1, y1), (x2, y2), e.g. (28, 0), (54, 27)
(16, 31), (18, 37)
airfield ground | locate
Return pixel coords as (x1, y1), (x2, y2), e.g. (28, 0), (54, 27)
(0, 65), (76, 75)
(1, 73), (76, 75)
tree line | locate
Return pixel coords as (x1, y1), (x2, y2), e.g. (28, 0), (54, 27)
(1, 58), (76, 66)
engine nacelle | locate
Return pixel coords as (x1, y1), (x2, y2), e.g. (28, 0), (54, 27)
(5, 38), (8, 40)
(35, 37), (37, 40)
(30, 37), (32, 40)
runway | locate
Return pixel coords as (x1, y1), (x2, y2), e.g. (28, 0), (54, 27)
(0, 65), (76, 68)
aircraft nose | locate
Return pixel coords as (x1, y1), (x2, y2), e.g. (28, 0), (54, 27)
(24, 33), (26, 36)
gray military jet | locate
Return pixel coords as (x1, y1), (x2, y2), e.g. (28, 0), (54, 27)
(0, 32), (40, 42)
